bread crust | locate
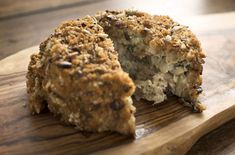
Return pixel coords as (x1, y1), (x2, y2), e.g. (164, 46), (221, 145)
(27, 16), (136, 135)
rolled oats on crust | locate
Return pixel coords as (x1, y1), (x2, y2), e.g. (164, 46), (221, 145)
(27, 16), (136, 135)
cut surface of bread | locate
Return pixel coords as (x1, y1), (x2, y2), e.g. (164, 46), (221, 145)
(96, 10), (205, 111)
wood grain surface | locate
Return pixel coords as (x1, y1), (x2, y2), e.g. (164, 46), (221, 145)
(0, 0), (99, 18)
(0, 12), (235, 154)
(1, 0), (235, 60)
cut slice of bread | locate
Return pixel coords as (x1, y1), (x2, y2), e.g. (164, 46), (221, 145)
(27, 16), (136, 135)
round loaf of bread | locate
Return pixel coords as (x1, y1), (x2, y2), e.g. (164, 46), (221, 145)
(26, 10), (205, 135)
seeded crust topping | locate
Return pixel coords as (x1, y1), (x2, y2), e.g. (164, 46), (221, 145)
(97, 10), (205, 57)
(26, 10), (206, 135)
(27, 16), (136, 135)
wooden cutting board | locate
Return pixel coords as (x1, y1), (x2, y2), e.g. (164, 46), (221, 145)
(1, 12), (235, 155)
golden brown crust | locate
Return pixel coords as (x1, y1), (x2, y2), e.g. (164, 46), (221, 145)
(96, 10), (205, 60)
(27, 16), (136, 135)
